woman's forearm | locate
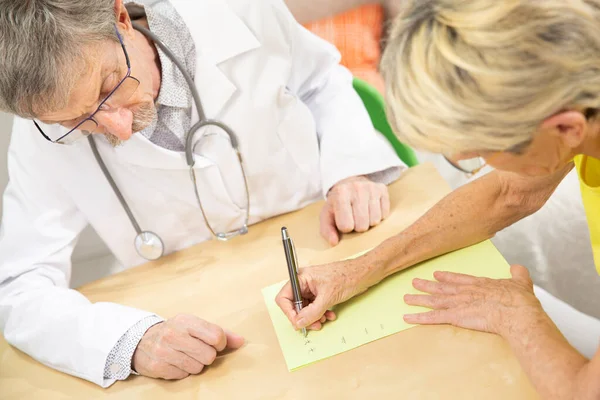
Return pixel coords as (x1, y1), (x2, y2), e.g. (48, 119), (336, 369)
(361, 164), (573, 285)
(504, 310), (591, 399)
(362, 171), (523, 282)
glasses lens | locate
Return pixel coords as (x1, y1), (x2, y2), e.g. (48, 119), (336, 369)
(445, 156), (486, 174)
(36, 119), (98, 145)
(104, 76), (140, 109)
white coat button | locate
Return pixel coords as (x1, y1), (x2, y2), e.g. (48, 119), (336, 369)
(109, 364), (123, 375)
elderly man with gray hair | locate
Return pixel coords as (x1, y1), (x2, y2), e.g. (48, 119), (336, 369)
(0, 0), (405, 387)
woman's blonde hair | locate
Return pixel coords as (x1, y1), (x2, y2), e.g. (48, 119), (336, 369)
(381, 0), (600, 154)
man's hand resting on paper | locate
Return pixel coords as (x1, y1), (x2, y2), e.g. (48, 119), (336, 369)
(132, 314), (245, 379)
(320, 176), (390, 246)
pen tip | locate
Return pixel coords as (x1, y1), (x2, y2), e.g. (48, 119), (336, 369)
(281, 227), (287, 232)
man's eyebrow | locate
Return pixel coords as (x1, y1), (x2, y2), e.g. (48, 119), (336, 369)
(45, 68), (115, 125)
(87, 68), (113, 111)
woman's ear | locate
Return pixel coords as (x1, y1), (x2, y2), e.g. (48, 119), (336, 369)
(539, 110), (587, 150)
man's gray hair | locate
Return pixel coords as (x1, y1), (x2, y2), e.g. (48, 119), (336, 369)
(0, 0), (118, 118)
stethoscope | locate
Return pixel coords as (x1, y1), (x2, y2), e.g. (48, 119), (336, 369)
(88, 22), (250, 261)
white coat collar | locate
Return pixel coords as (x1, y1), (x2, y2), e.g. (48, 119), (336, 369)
(115, 0), (260, 170)
(170, 0), (261, 119)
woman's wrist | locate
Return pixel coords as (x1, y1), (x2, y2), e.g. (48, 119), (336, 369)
(356, 241), (404, 290)
(497, 303), (551, 342)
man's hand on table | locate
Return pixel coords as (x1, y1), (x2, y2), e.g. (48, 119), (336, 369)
(403, 265), (545, 337)
(320, 176), (390, 246)
(132, 314), (244, 380)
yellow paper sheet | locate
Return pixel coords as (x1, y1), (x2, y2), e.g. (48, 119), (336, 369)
(262, 240), (511, 371)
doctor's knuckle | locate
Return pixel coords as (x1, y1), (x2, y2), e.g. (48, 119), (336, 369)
(189, 362), (205, 375)
(350, 181), (364, 191)
(354, 220), (369, 232)
(146, 360), (164, 374)
(153, 344), (172, 359)
(205, 325), (225, 346)
(338, 186), (352, 200)
(182, 358), (203, 374)
(173, 313), (192, 324)
(337, 221), (354, 233)
(170, 371), (190, 380)
(161, 326), (179, 343)
(203, 347), (218, 365)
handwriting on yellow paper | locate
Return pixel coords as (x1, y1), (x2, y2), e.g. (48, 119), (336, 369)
(262, 240), (511, 371)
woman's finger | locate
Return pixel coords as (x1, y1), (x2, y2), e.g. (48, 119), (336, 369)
(412, 278), (460, 295)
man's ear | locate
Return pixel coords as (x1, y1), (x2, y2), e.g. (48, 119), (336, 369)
(539, 110), (587, 150)
(114, 0), (134, 35)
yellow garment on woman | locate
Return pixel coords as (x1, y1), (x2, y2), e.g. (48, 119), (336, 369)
(574, 155), (600, 274)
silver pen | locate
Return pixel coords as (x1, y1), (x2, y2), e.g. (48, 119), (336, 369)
(281, 227), (307, 337)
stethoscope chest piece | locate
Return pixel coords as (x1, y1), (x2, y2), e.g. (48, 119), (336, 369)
(134, 231), (165, 261)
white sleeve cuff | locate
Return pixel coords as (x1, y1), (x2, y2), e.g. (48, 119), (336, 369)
(103, 315), (164, 384)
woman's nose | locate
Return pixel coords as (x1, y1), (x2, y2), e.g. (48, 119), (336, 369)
(93, 108), (134, 141)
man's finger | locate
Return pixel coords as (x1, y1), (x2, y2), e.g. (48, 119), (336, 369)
(368, 194), (382, 226)
(332, 194), (355, 233)
(351, 189), (370, 232)
(187, 319), (228, 352)
(224, 329), (245, 350)
(138, 361), (190, 380)
(380, 192), (391, 219)
(171, 335), (218, 366)
(161, 365), (190, 380)
(319, 204), (340, 246)
(165, 350), (206, 375)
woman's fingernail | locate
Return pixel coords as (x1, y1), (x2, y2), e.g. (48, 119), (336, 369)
(297, 318), (305, 327)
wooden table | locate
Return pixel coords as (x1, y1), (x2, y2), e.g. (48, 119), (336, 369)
(0, 164), (537, 399)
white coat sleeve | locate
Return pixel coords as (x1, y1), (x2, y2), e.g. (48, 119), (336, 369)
(271, 0), (406, 196)
(0, 122), (157, 387)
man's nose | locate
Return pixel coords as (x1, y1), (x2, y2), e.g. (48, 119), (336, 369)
(93, 108), (134, 141)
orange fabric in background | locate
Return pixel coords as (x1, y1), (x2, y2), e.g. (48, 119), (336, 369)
(304, 4), (385, 93)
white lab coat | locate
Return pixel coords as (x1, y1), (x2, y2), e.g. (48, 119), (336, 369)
(0, 0), (403, 387)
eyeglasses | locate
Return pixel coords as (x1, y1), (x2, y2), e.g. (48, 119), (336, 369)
(443, 156), (487, 177)
(444, 139), (533, 177)
(33, 26), (140, 145)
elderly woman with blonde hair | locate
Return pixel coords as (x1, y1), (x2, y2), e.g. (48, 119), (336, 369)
(277, 0), (600, 397)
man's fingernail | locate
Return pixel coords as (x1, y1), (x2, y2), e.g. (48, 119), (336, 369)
(297, 318), (305, 327)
